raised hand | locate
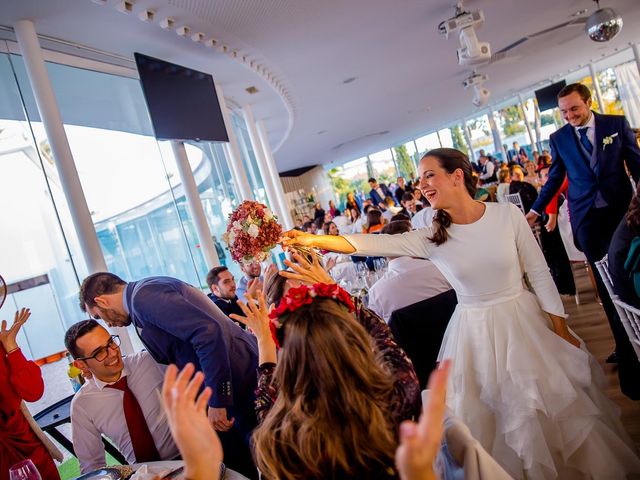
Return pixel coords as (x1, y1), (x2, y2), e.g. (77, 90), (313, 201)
(396, 360), (451, 480)
(0, 308), (31, 352)
(162, 363), (222, 480)
(280, 251), (335, 285)
(280, 229), (315, 248)
(230, 292), (277, 364)
(263, 263), (279, 293)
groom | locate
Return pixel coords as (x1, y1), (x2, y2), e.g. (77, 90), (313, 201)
(526, 82), (640, 398)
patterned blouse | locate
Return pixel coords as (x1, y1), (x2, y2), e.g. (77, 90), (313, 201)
(254, 296), (422, 427)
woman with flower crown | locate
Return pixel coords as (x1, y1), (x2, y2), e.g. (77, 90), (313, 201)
(282, 148), (640, 480)
(229, 254), (421, 480)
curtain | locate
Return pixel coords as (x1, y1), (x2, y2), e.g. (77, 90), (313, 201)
(614, 61), (640, 128)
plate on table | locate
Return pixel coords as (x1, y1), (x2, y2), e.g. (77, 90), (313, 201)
(74, 466), (134, 480)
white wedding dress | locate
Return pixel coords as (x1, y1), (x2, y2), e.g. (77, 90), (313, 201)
(344, 202), (640, 480)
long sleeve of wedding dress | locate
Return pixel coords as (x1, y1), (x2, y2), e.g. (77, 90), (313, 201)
(507, 203), (567, 318)
(343, 227), (433, 259)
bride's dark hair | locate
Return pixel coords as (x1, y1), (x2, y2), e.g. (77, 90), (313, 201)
(423, 148), (476, 246)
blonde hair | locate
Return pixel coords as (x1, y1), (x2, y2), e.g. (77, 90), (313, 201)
(252, 299), (397, 479)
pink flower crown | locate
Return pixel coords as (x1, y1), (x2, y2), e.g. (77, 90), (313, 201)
(268, 283), (355, 348)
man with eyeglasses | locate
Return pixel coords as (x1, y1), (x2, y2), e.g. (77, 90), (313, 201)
(78, 272), (259, 479)
(64, 320), (179, 473)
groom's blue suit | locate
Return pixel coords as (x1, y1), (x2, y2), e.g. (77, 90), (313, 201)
(532, 112), (640, 250)
(532, 112), (640, 399)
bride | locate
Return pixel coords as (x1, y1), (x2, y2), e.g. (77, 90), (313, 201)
(283, 148), (640, 480)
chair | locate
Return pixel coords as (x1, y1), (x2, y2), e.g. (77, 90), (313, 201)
(595, 255), (640, 362)
(388, 289), (457, 388)
(504, 192), (524, 213)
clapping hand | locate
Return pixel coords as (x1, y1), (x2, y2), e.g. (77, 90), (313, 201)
(162, 363), (222, 480)
(0, 308), (30, 352)
(280, 251), (335, 285)
(396, 360), (451, 480)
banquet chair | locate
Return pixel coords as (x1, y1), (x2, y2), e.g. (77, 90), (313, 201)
(595, 256), (640, 362)
(388, 289), (457, 389)
(504, 193), (525, 214)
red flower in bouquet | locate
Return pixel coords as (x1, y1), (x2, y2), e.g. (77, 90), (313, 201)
(222, 201), (283, 264)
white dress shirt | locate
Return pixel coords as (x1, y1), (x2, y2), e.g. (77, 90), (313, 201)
(479, 161), (495, 181)
(367, 256), (452, 322)
(71, 352), (179, 473)
(332, 214), (350, 233)
(411, 207), (435, 229)
(574, 112), (595, 146)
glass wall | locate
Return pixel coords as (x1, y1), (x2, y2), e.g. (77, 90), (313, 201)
(414, 132), (441, 157)
(0, 45), (245, 360)
(231, 111), (268, 206)
(466, 114), (494, 160)
(369, 148), (397, 183)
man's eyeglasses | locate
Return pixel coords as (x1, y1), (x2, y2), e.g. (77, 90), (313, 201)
(77, 335), (121, 362)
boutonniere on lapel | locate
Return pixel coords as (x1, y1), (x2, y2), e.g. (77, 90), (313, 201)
(602, 132), (619, 150)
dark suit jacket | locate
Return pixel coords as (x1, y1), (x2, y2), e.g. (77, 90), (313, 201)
(608, 218), (640, 309)
(369, 184), (392, 206)
(124, 277), (258, 411)
(532, 112), (640, 236)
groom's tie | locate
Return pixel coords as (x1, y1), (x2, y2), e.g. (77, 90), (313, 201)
(578, 127), (593, 155)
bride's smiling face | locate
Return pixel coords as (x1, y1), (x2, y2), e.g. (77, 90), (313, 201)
(419, 155), (460, 209)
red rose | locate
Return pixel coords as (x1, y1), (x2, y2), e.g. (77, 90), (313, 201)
(313, 283), (339, 298)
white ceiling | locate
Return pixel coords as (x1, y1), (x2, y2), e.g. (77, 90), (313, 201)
(1, 0), (640, 173)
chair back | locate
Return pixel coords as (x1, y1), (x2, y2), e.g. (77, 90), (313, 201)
(504, 193), (524, 213)
(389, 289), (457, 388)
(595, 255), (640, 362)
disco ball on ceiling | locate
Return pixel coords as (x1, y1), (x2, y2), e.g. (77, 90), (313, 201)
(586, 7), (623, 42)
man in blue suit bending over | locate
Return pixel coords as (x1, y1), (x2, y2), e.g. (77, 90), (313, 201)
(526, 83), (640, 397)
(79, 272), (259, 478)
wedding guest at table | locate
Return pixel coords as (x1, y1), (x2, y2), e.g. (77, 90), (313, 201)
(399, 192), (423, 219)
(1, 308), (61, 480)
(496, 168), (511, 203)
(413, 189), (427, 208)
(313, 202), (325, 223)
(283, 148), (640, 479)
(345, 191), (363, 213)
(79, 272), (259, 478)
(323, 221), (340, 236)
(230, 258), (420, 479)
(65, 321), (179, 473)
(328, 199), (337, 218)
(236, 261), (263, 302)
(349, 206), (365, 234)
(368, 221), (452, 323)
(303, 221), (318, 234)
(478, 155), (496, 183)
(160, 360), (450, 480)
(331, 209), (350, 233)
(395, 176), (414, 204)
(363, 208), (384, 233)
(206, 266), (245, 323)
(211, 235), (227, 267)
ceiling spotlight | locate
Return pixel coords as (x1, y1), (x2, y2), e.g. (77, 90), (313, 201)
(586, 1), (623, 42)
(176, 26), (190, 37)
(91, 0), (108, 5)
(115, 1), (134, 14)
(204, 38), (217, 48)
(191, 32), (205, 43)
(439, 1), (491, 65)
(138, 9), (155, 22)
(159, 18), (175, 29)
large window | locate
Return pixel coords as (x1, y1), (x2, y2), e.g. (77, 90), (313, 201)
(369, 148), (397, 183)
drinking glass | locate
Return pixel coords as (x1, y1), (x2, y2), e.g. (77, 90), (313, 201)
(9, 460), (42, 480)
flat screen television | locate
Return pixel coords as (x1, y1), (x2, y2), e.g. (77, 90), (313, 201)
(134, 52), (229, 142)
(535, 80), (567, 112)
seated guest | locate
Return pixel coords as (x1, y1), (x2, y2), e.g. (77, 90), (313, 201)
(236, 261), (263, 302)
(331, 209), (350, 233)
(303, 221), (318, 234)
(413, 188), (427, 208)
(367, 221), (452, 322)
(206, 266), (244, 323)
(348, 206), (365, 234)
(391, 212), (411, 222)
(411, 202), (435, 229)
(232, 254), (420, 480)
(1, 308), (62, 480)
(399, 192), (423, 218)
(478, 155), (496, 183)
(363, 208), (384, 233)
(323, 221), (340, 236)
(66, 321), (179, 473)
(509, 165), (538, 212)
(496, 167), (511, 203)
(394, 176), (414, 204)
(345, 191), (362, 212)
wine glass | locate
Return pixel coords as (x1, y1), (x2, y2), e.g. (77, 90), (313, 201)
(9, 460), (42, 480)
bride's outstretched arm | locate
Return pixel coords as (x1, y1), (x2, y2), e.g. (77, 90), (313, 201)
(509, 204), (580, 347)
(282, 228), (433, 259)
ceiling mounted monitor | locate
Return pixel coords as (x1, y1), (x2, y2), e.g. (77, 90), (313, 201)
(535, 80), (567, 112)
(134, 52), (229, 142)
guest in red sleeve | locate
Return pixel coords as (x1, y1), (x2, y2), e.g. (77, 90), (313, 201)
(0, 308), (61, 480)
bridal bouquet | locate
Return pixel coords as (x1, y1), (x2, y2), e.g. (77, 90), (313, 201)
(222, 201), (283, 265)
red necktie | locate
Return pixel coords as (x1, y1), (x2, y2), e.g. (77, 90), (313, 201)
(106, 376), (161, 462)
